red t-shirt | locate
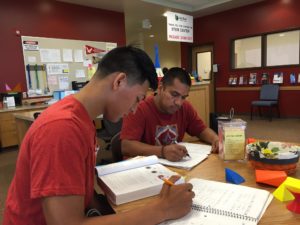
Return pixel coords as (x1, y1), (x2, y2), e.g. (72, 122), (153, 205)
(120, 95), (206, 146)
(3, 95), (96, 225)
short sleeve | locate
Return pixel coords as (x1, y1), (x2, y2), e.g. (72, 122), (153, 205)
(184, 102), (207, 136)
(120, 107), (146, 141)
(30, 120), (88, 198)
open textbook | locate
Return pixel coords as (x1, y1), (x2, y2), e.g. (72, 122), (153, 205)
(96, 155), (183, 205)
(158, 142), (211, 170)
(161, 178), (273, 225)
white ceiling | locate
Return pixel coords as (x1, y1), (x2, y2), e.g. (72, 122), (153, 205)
(56, 0), (265, 54)
(57, 0), (265, 17)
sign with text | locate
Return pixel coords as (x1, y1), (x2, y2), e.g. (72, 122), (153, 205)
(167, 12), (193, 43)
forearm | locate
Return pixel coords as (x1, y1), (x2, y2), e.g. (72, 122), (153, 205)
(197, 128), (218, 144)
(122, 139), (162, 158)
(83, 200), (165, 225)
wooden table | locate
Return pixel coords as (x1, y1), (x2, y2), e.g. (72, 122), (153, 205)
(13, 110), (104, 146)
(14, 110), (42, 146)
(0, 105), (47, 148)
(110, 154), (300, 225)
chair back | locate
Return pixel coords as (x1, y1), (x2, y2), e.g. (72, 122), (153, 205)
(33, 112), (41, 120)
(110, 132), (123, 162)
(103, 119), (122, 137)
(260, 84), (279, 101)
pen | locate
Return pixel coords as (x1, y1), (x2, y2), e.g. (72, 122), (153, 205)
(159, 176), (174, 186)
(173, 140), (191, 158)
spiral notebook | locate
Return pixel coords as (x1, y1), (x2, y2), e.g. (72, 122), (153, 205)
(162, 178), (273, 225)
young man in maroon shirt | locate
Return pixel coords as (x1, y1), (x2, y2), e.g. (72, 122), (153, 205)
(121, 67), (219, 162)
(3, 47), (194, 225)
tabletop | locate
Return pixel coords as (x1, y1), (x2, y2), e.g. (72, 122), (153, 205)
(109, 154), (300, 225)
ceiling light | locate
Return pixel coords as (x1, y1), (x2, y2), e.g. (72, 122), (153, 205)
(149, 35), (154, 38)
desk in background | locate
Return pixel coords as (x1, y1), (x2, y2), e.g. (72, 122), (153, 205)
(108, 154), (300, 225)
(13, 110), (103, 146)
(14, 110), (43, 146)
(0, 105), (48, 148)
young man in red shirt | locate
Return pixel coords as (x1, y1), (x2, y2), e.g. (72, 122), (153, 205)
(3, 47), (194, 225)
(121, 67), (219, 162)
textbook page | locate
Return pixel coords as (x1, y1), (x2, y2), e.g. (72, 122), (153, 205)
(99, 163), (183, 205)
(161, 178), (272, 225)
(158, 143), (211, 170)
(96, 155), (158, 176)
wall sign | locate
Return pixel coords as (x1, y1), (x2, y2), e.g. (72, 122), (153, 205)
(167, 12), (193, 43)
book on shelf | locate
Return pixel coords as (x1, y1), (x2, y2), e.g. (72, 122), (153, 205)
(261, 73), (269, 84)
(161, 178), (273, 225)
(96, 155), (183, 205)
(158, 142), (211, 170)
(290, 73), (296, 84)
(273, 72), (283, 84)
(228, 76), (233, 85)
(249, 73), (257, 85)
(239, 75), (244, 85)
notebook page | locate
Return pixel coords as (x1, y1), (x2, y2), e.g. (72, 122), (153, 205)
(158, 143), (211, 169)
(160, 178), (272, 225)
(96, 155), (158, 176)
(161, 210), (257, 225)
(190, 179), (272, 219)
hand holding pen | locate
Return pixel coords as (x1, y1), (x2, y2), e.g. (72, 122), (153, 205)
(161, 140), (191, 162)
(172, 140), (191, 158)
(158, 175), (195, 220)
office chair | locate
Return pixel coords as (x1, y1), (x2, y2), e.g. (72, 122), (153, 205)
(96, 118), (122, 150)
(33, 112), (41, 120)
(250, 84), (280, 121)
(96, 132), (123, 165)
(110, 132), (123, 162)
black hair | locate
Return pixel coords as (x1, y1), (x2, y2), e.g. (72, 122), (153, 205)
(162, 67), (169, 75)
(161, 67), (191, 87)
(96, 46), (158, 90)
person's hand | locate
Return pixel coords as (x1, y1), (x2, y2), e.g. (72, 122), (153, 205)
(211, 139), (219, 153)
(163, 144), (188, 161)
(158, 175), (195, 221)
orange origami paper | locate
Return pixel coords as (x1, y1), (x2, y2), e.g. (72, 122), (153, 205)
(255, 169), (287, 187)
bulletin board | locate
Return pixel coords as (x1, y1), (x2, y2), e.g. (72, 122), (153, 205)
(21, 36), (117, 97)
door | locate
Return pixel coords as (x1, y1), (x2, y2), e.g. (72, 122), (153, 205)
(191, 44), (215, 113)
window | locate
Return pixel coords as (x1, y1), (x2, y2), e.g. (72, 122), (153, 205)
(233, 36), (262, 69)
(266, 30), (300, 66)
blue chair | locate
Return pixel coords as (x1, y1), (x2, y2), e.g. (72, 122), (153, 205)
(250, 84), (280, 121)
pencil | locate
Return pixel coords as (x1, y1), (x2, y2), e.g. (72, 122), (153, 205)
(159, 177), (174, 186)
(173, 140), (191, 158)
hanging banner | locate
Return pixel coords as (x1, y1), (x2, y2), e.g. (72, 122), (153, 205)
(85, 45), (106, 55)
(167, 12), (193, 43)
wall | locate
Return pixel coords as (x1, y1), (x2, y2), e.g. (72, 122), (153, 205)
(0, 0), (125, 93)
(181, 0), (300, 117)
(124, 0), (181, 69)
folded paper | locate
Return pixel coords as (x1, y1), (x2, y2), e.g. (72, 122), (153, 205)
(255, 169), (287, 187)
(225, 168), (245, 184)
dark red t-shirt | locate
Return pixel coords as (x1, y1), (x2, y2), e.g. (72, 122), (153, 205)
(120, 96), (206, 146)
(3, 95), (96, 225)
